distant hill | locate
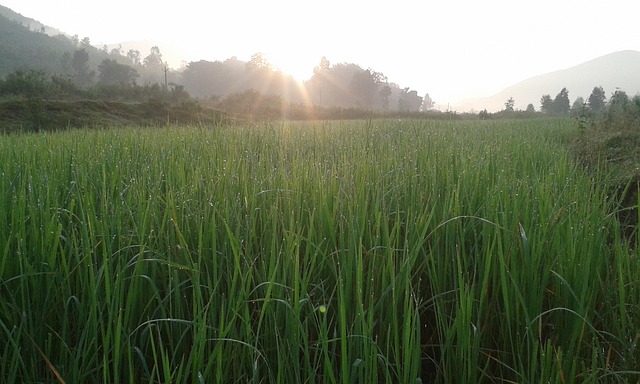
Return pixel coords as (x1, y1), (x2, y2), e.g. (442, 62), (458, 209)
(0, 4), (64, 36)
(459, 50), (640, 112)
(0, 6), (139, 78)
(0, 7), (173, 86)
(0, 7), (79, 76)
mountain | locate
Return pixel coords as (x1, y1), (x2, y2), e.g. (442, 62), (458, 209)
(0, 4), (64, 36)
(0, 7), (169, 85)
(458, 50), (640, 112)
(0, 7), (80, 77)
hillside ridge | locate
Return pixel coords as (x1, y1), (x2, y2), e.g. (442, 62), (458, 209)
(459, 50), (640, 112)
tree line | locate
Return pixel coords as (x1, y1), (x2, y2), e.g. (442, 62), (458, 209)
(485, 86), (640, 128)
(540, 86), (640, 126)
(1, 13), (428, 114)
(181, 54), (428, 112)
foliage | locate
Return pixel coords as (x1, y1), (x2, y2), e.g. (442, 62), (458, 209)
(143, 46), (164, 69)
(421, 93), (435, 111)
(397, 87), (423, 111)
(181, 57), (305, 103)
(0, 14), (170, 89)
(126, 48), (142, 66)
(306, 60), (423, 112)
(602, 89), (640, 131)
(540, 88), (570, 116)
(0, 69), (175, 103)
(247, 52), (273, 70)
(478, 109), (490, 119)
(207, 90), (458, 121)
(540, 94), (554, 114)
(0, 68), (222, 132)
(484, 100), (542, 119)
(504, 97), (515, 112)
(570, 96), (586, 117)
(215, 89), (287, 119)
(1, 11), (428, 114)
(553, 87), (570, 115)
(571, 86), (640, 132)
(0, 69), (48, 97)
(0, 12), (78, 76)
(69, 48), (95, 86)
(0, 67), (458, 126)
(0, 97), (219, 133)
(573, 85), (640, 213)
(587, 86), (606, 113)
(98, 59), (139, 85)
(349, 68), (379, 108)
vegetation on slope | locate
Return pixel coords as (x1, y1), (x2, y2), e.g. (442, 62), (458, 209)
(571, 89), (640, 240)
(0, 68), (453, 132)
(0, 97), (225, 132)
(0, 10), (426, 113)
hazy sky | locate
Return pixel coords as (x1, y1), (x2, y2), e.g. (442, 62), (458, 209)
(3, 0), (639, 106)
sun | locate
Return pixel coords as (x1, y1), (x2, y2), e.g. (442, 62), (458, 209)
(268, 52), (316, 82)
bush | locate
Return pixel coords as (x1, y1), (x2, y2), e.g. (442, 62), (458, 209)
(0, 69), (48, 98)
(600, 91), (640, 131)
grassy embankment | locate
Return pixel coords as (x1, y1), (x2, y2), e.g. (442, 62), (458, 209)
(0, 98), (225, 132)
(1, 119), (639, 383)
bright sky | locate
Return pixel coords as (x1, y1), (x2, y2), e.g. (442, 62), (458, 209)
(3, 0), (639, 106)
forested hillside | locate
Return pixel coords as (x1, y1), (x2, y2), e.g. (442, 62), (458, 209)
(0, 5), (426, 114)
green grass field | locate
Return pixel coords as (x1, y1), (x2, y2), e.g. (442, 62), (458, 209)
(1, 119), (639, 383)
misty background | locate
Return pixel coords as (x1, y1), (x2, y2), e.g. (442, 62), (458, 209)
(1, 2), (640, 114)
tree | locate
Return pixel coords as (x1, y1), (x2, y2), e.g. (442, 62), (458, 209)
(540, 94), (553, 114)
(98, 59), (139, 85)
(553, 87), (570, 115)
(182, 60), (231, 98)
(604, 89), (631, 129)
(608, 89), (629, 114)
(313, 56), (330, 75)
(60, 52), (72, 75)
(247, 52), (272, 70)
(0, 70), (47, 97)
(421, 93), (435, 111)
(143, 46), (164, 69)
(571, 96), (586, 117)
(109, 45), (124, 57)
(398, 87), (423, 112)
(348, 68), (386, 109)
(70, 48), (95, 87)
(379, 84), (392, 110)
(350, 69), (375, 108)
(525, 103), (535, 113)
(311, 56), (331, 106)
(80, 36), (91, 48)
(540, 89), (571, 115)
(127, 49), (141, 66)
(504, 97), (515, 112)
(588, 86), (606, 113)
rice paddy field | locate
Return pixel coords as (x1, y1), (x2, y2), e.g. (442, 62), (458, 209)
(1, 119), (639, 383)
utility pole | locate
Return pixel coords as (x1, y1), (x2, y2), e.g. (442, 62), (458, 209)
(162, 65), (169, 90)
